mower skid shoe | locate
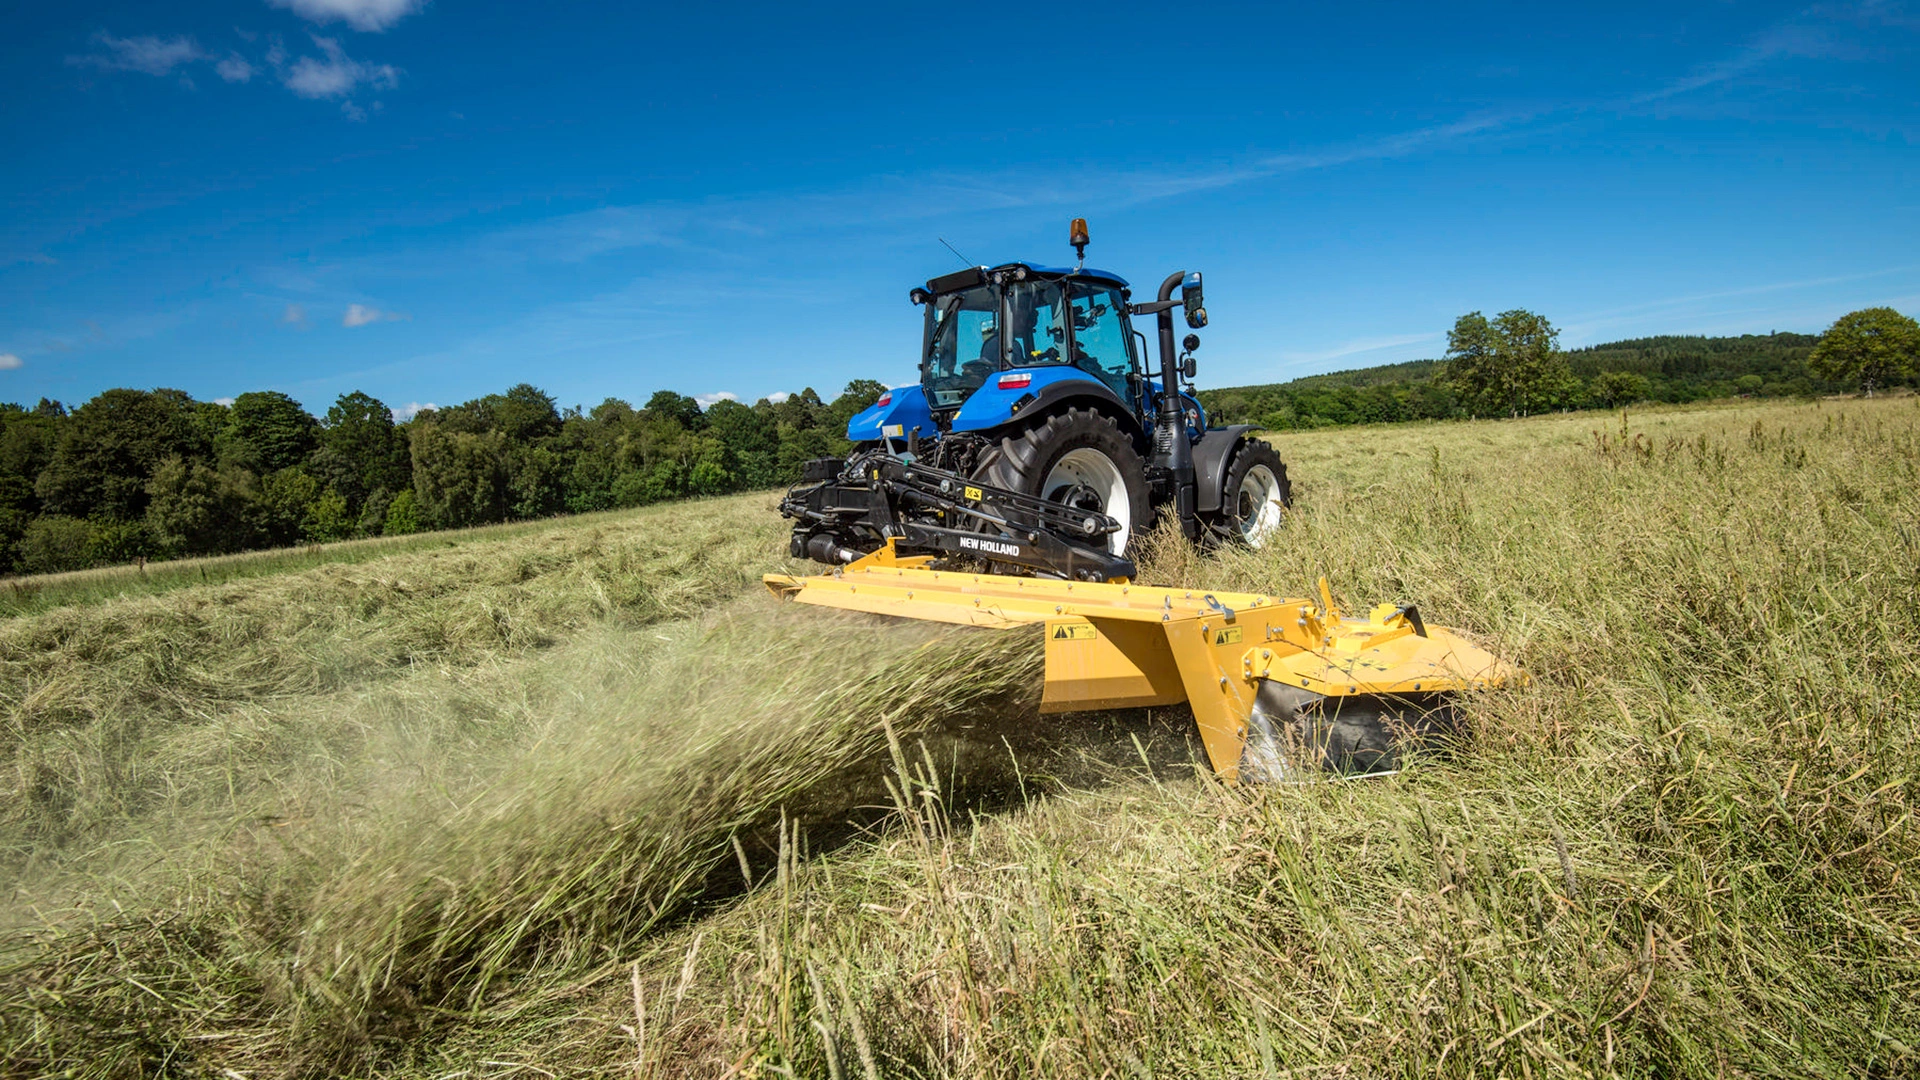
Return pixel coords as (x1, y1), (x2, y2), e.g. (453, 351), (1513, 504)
(1240, 681), (1464, 781)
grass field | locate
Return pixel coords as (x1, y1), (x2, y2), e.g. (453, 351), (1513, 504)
(3, 397), (1917, 1078)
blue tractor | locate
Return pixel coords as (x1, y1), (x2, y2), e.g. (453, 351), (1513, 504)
(781, 220), (1290, 582)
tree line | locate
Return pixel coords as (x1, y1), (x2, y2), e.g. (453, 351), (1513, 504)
(1201, 307), (1919, 430)
(5, 308), (1913, 577)
(0, 381), (885, 576)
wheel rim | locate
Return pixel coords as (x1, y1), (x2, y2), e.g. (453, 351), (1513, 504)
(1234, 464), (1285, 547)
(1042, 447), (1132, 554)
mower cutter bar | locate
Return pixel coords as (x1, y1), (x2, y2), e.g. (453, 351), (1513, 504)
(764, 541), (1516, 781)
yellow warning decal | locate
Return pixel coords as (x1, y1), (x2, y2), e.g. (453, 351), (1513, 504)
(963, 486), (983, 501)
(1051, 623), (1097, 641)
(883, 424), (905, 437)
(1213, 626), (1243, 646)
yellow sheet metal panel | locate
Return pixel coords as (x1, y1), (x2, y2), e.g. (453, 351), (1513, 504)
(1160, 618), (1268, 780)
(764, 542), (1314, 631)
(1040, 617), (1187, 713)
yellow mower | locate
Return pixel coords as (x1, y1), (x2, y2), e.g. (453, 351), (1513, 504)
(768, 223), (1514, 779)
(767, 542), (1514, 781)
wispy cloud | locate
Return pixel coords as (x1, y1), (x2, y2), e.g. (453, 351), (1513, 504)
(342, 303), (406, 327)
(267, 0), (428, 33)
(391, 401), (437, 420)
(1559, 264), (1920, 340)
(282, 35), (399, 99)
(67, 27), (399, 119)
(694, 391), (739, 408)
(281, 303), (309, 328)
(0, 353), (23, 371)
(1276, 331), (1443, 369)
(70, 33), (206, 76)
(216, 53), (256, 82)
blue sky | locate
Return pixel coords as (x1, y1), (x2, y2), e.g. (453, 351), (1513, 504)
(2, 1), (1916, 416)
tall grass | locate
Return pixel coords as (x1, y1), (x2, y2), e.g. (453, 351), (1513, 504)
(3, 398), (1917, 1077)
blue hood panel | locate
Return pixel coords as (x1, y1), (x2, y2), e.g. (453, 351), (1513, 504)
(846, 384), (936, 444)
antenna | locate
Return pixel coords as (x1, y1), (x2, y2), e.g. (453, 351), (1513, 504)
(938, 237), (973, 267)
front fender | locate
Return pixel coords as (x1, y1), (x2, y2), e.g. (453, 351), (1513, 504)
(1192, 425), (1263, 513)
(950, 368), (1141, 442)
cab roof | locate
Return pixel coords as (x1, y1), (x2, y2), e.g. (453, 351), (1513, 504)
(925, 262), (1130, 296)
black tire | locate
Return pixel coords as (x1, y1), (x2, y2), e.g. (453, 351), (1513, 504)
(975, 407), (1152, 556)
(1210, 439), (1290, 548)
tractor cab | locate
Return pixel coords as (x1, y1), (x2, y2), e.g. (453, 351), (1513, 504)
(916, 263), (1140, 415)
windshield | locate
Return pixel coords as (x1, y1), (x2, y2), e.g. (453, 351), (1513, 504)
(923, 285), (1000, 407)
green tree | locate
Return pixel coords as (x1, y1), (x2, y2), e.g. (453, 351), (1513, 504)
(15, 516), (96, 574)
(258, 468), (323, 548)
(704, 399), (778, 488)
(410, 422), (509, 528)
(145, 457), (261, 556)
(1442, 310), (1576, 418)
(384, 489), (422, 535)
(303, 488), (355, 542)
(1808, 307), (1919, 396)
(224, 391), (320, 473)
(1589, 370), (1651, 408)
(36, 389), (207, 520)
(494, 383), (562, 444)
(318, 390), (409, 503)
(644, 390), (706, 431)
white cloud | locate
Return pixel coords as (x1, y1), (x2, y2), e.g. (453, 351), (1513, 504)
(342, 303), (406, 327)
(214, 396), (237, 406)
(282, 35), (398, 99)
(695, 391), (739, 409)
(391, 401), (437, 420)
(72, 33), (206, 76)
(216, 53), (255, 82)
(281, 303), (308, 327)
(764, 391), (792, 404)
(266, 0), (428, 33)
(0, 353), (22, 371)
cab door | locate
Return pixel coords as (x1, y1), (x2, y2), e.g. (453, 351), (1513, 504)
(1065, 282), (1137, 402)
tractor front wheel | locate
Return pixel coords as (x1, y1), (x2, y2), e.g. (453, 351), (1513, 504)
(1213, 439), (1290, 548)
(977, 408), (1151, 556)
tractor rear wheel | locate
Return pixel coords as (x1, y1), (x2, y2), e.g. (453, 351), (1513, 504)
(977, 407), (1151, 556)
(1213, 439), (1290, 548)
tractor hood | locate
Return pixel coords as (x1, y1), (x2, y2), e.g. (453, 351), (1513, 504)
(846, 384), (936, 444)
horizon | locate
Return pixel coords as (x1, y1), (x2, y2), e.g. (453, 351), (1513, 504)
(4, 1), (1917, 416)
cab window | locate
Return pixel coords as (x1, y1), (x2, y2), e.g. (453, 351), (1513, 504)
(1005, 281), (1070, 367)
(1068, 282), (1134, 398)
(924, 286), (1000, 405)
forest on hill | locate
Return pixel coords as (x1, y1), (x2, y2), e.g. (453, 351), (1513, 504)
(1199, 331), (1836, 428)
(0, 382), (883, 576)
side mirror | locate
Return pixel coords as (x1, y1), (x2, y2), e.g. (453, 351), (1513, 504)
(1181, 271), (1207, 329)
(1180, 356), (1197, 380)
